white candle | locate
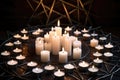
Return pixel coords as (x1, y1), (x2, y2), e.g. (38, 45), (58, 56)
(44, 33), (50, 42)
(74, 30), (81, 35)
(44, 42), (51, 51)
(44, 65), (55, 71)
(88, 65), (99, 72)
(59, 48), (68, 63)
(27, 61), (38, 67)
(16, 54), (26, 60)
(21, 34), (29, 40)
(52, 33), (60, 55)
(99, 37), (107, 41)
(54, 69), (65, 77)
(21, 29), (28, 34)
(93, 58), (103, 64)
(35, 37), (44, 55)
(55, 26), (62, 36)
(65, 26), (72, 32)
(14, 40), (22, 45)
(13, 48), (22, 53)
(13, 34), (21, 39)
(32, 67), (43, 74)
(83, 33), (91, 38)
(79, 61), (89, 68)
(95, 45), (104, 50)
(37, 28), (43, 33)
(1, 51), (10, 56)
(7, 59), (18, 66)
(41, 50), (50, 62)
(81, 28), (89, 33)
(105, 43), (114, 49)
(90, 38), (99, 47)
(73, 47), (82, 59)
(5, 42), (14, 47)
(61, 32), (69, 48)
(93, 52), (102, 57)
(64, 64), (74, 70)
(104, 52), (113, 57)
(73, 38), (82, 48)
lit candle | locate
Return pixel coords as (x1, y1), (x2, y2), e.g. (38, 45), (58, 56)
(14, 40), (22, 45)
(7, 59), (18, 66)
(32, 30), (40, 36)
(44, 65), (55, 71)
(95, 45), (104, 50)
(65, 26), (72, 32)
(88, 65), (99, 73)
(35, 37), (44, 55)
(104, 52), (113, 57)
(64, 64), (74, 70)
(79, 61), (89, 68)
(73, 47), (82, 59)
(81, 28), (89, 33)
(27, 61), (38, 67)
(73, 38), (82, 48)
(21, 29), (28, 34)
(93, 52), (102, 57)
(1, 51), (10, 56)
(90, 38), (99, 47)
(32, 67), (43, 74)
(37, 28), (43, 33)
(55, 20), (62, 36)
(83, 33), (91, 38)
(54, 69), (65, 79)
(59, 48), (68, 63)
(93, 58), (103, 64)
(21, 34), (29, 40)
(105, 43), (114, 49)
(40, 50), (50, 62)
(13, 34), (21, 39)
(74, 29), (81, 36)
(13, 48), (22, 53)
(16, 54), (26, 60)
(5, 42), (14, 47)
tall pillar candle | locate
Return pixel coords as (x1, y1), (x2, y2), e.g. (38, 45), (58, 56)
(41, 50), (50, 62)
(73, 47), (82, 59)
(35, 37), (44, 55)
(44, 42), (51, 51)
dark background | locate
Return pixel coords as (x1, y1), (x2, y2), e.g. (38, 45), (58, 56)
(0, 0), (120, 43)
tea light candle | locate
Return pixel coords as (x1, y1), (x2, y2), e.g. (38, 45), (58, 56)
(1, 51), (10, 56)
(16, 54), (26, 60)
(64, 64), (74, 70)
(27, 61), (38, 67)
(74, 30), (81, 36)
(81, 28), (89, 33)
(7, 59), (18, 66)
(21, 34), (29, 40)
(32, 67), (43, 74)
(65, 26), (72, 32)
(105, 43), (114, 49)
(88, 65), (99, 73)
(54, 69), (65, 78)
(73, 38), (82, 48)
(93, 52), (102, 57)
(44, 65), (55, 71)
(21, 29), (28, 34)
(73, 47), (82, 59)
(93, 58), (103, 64)
(41, 50), (50, 62)
(13, 34), (21, 39)
(37, 28), (43, 33)
(79, 61), (89, 68)
(13, 48), (22, 53)
(32, 30), (40, 36)
(95, 45), (104, 50)
(83, 33), (91, 38)
(104, 52), (113, 57)
(59, 48), (68, 63)
(14, 40), (22, 45)
(90, 38), (99, 47)
(5, 42), (14, 47)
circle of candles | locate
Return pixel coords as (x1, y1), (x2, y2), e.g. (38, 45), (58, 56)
(16, 54), (26, 60)
(14, 40), (22, 45)
(79, 61), (89, 68)
(13, 34), (21, 39)
(104, 52), (113, 57)
(93, 52), (102, 57)
(13, 48), (22, 53)
(64, 64), (74, 74)
(73, 47), (82, 59)
(21, 34), (29, 40)
(40, 50), (50, 63)
(105, 43), (114, 49)
(54, 69), (65, 80)
(27, 61), (38, 67)
(21, 29), (28, 34)
(1, 51), (10, 56)
(81, 28), (89, 33)
(5, 42), (14, 47)
(7, 59), (18, 66)
(74, 30), (81, 36)
(88, 65), (99, 73)
(90, 38), (99, 47)
(32, 67), (44, 74)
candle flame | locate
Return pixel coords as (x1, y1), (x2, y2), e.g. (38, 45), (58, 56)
(92, 65), (95, 68)
(62, 47), (64, 52)
(57, 20), (60, 27)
